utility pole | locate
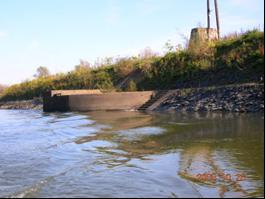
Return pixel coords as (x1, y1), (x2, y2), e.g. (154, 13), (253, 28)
(207, 0), (211, 39)
(214, 0), (220, 39)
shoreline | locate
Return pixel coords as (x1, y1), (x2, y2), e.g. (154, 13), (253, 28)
(0, 98), (43, 110)
(156, 83), (264, 113)
(0, 83), (264, 113)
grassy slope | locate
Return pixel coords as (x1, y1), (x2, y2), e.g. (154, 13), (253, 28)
(0, 30), (264, 102)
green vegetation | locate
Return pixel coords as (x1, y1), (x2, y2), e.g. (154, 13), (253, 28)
(141, 30), (264, 89)
(0, 30), (264, 101)
(127, 80), (138, 92)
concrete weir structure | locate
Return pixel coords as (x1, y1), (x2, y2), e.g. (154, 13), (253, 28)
(43, 90), (155, 112)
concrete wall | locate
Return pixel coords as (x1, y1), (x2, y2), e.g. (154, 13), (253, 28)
(43, 95), (69, 112)
(51, 89), (102, 97)
(68, 91), (154, 111)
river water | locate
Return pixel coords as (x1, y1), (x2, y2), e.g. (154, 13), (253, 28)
(0, 110), (264, 198)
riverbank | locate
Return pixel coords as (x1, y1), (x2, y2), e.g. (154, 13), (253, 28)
(156, 83), (264, 113)
(1, 30), (263, 103)
(0, 83), (264, 113)
(0, 98), (43, 110)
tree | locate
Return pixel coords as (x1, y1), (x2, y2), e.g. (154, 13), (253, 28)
(139, 47), (157, 59)
(79, 59), (91, 68)
(164, 40), (174, 52)
(34, 66), (50, 78)
(0, 84), (6, 93)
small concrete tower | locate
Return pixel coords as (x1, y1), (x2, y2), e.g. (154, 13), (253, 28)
(189, 0), (220, 49)
(189, 28), (218, 49)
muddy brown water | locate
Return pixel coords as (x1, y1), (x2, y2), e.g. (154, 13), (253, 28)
(0, 110), (264, 198)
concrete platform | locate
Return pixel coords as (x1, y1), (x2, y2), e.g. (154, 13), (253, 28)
(50, 89), (102, 96)
(43, 90), (155, 112)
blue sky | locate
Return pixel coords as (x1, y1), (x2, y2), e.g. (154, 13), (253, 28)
(0, 0), (264, 85)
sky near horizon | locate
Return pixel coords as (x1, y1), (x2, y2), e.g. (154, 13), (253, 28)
(0, 0), (264, 85)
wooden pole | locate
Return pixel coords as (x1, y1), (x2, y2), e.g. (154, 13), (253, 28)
(214, 0), (220, 39)
(207, 0), (211, 39)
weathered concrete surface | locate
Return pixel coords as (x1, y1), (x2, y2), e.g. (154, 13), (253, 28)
(189, 28), (218, 49)
(146, 91), (173, 111)
(68, 91), (154, 111)
(43, 95), (69, 112)
(51, 89), (102, 97)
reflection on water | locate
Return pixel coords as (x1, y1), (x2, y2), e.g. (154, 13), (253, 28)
(0, 110), (264, 198)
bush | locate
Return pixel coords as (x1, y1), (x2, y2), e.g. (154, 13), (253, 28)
(126, 80), (137, 92)
(91, 69), (115, 90)
(215, 30), (264, 71)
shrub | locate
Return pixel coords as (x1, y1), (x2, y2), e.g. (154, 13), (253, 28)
(215, 30), (264, 71)
(126, 80), (137, 92)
